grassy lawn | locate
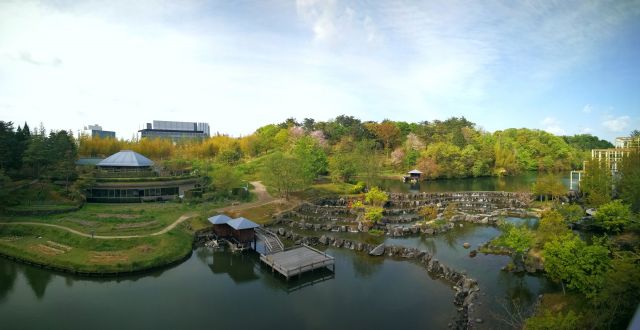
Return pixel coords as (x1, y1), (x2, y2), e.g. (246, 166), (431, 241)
(0, 222), (195, 273)
(0, 200), (226, 273)
(0, 202), (224, 236)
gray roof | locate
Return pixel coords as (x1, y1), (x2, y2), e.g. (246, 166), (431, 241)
(76, 158), (104, 166)
(227, 217), (260, 230)
(408, 169), (423, 174)
(208, 214), (233, 225)
(97, 150), (154, 167)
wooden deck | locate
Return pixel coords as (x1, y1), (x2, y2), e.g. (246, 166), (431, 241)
(260, 244), (335, 280)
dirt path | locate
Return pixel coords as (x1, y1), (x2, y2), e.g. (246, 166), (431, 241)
(0, 214), (195, 240)
(216, 181), (284, 213)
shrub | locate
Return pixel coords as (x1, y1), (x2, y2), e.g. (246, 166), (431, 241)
(594, 200), (632, 233)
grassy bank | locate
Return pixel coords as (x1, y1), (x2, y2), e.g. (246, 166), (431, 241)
(0, 201), (220, 274)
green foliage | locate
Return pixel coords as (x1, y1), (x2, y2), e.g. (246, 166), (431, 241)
(524, 310), (581, 330)
(501, 224), (535, 254)
(290, 135), (328, 181)
(557, 204), (584, 223)
(543, 234), (610, 299)
(592, 252), (640, 329)
(580, 160), (612, 207)
(419, 205), (438, 221)
(443, 203), (457, 220)
(209, 163), (242, 196)
(364, 206), (384, 224)
(368, 228), (384, 236)
(260, 151), (309, 199)
(364, 187), (388, 207)
(532, 174), (566, 201)
(618, 150), (640, 212)
(0, 170), (11, 207)
(537, 210), (570, 246)
(594, 200), (632, 233)
(349, 181), (366, 194)
(562, 134), (613, 151)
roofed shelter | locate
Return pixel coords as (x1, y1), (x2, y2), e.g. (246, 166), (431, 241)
(208, 214), (234, 237)
(96, 150), (155, 177)
(227, 217), (259, 243)
(404, 169), (423, 182)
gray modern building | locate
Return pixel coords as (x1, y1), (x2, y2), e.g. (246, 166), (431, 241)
(138, 120), (210, 140)
(84, 124), (116, 139)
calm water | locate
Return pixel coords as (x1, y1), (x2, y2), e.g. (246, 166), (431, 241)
(375, 172), (570, 193)
(0, 247), (456, 330)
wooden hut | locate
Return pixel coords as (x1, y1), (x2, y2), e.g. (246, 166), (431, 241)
(208, 214), (234, 237)
(227, 217), (259, 243)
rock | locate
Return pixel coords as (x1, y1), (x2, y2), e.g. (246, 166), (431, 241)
(277, 228), (285, 236)
(463, 242), (471, 249)
(469, 250), (477, 258)
(319, 235), (328, 245)
(369, 243), (385, 256)
(475, 318), (483, 324)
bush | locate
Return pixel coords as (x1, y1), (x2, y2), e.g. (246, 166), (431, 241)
(594, 200), (632, 233)
(525, 310), (581, 330)
(349, 181), (366, 194)
(419, 205), (438, 221)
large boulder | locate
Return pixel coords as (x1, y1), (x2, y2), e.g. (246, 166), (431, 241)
(369, 243), (385, 256)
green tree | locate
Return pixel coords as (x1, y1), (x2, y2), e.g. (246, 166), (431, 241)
(532, 174), (566, 202)
(261, 151), (308, 199)
(0, 170), (11, 207)
(557, 204), (584, 223)
(419, 205), (438, 221)
(501, 224), (535, 266)
(593, 252), (640, 329)
(537, 210), (570, 246)
(364, 206), (384, 224)
(364, 187), (388, 207)
(594, 200), (632, 233)
(543, 234), (610, 298)
(291, 135), (328, 181)
(580, 160), (612, 207)
(617, 150), (640, 212)
(210, 163), (242, 196)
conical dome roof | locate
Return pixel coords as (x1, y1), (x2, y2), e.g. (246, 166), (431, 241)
(97, 150), (154, 167)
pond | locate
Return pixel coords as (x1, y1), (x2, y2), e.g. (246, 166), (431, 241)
(0, 247), (457, 330)
(374, 172), (570, 193)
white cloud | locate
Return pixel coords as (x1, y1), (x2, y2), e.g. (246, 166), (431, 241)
(541, 117), (566, 135)
(583, 104), (593, 113)
(581, 127), (593, 134)
(603, 116), (630, 132)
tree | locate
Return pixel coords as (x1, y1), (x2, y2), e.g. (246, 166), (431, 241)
(593, 252), (640, 329)
(290, 135), (328, 182)
(501, 224), (534, 266)
(0, 170), (11, 207)
(543, 234), (610, 298)
(594, 200), (632, 233)
(617, 150), (640, 212)
(364, 206), (384, 224)
(419, 205), (438, 221)
(364, 187), (388, 207)
(524, 310), (581, 330)
(532, 175), (566, 202)
(369, 120), (400, 156)
(557, 204), (584, 224)
(537, 210), (570, 246)
(261, 152), (308, 199)
(580, 159), (612, 207)
(210, 163), (242, 196)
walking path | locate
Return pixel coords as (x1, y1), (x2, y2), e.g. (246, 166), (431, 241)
(216, 181), (284, 213)
(0, 214), (195, 240)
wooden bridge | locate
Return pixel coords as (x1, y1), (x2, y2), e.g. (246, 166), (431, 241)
(255, 228), (335, 280)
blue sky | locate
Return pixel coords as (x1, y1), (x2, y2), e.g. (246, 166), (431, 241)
(0, 0), (638, 141)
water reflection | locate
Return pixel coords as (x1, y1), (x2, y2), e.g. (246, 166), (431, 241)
(22, 266), (53, 300)
(350, 254), (383, 278)
(0, 260), (17, 302)
(196, 248), (260, 284)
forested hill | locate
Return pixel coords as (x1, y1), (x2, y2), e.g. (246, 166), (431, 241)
(72, 116), (610, 179)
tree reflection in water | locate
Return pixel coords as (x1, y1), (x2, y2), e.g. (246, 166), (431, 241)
(0, 260), (18, 302)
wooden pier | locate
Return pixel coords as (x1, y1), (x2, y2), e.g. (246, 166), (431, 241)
(260, 244), (335, 280)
